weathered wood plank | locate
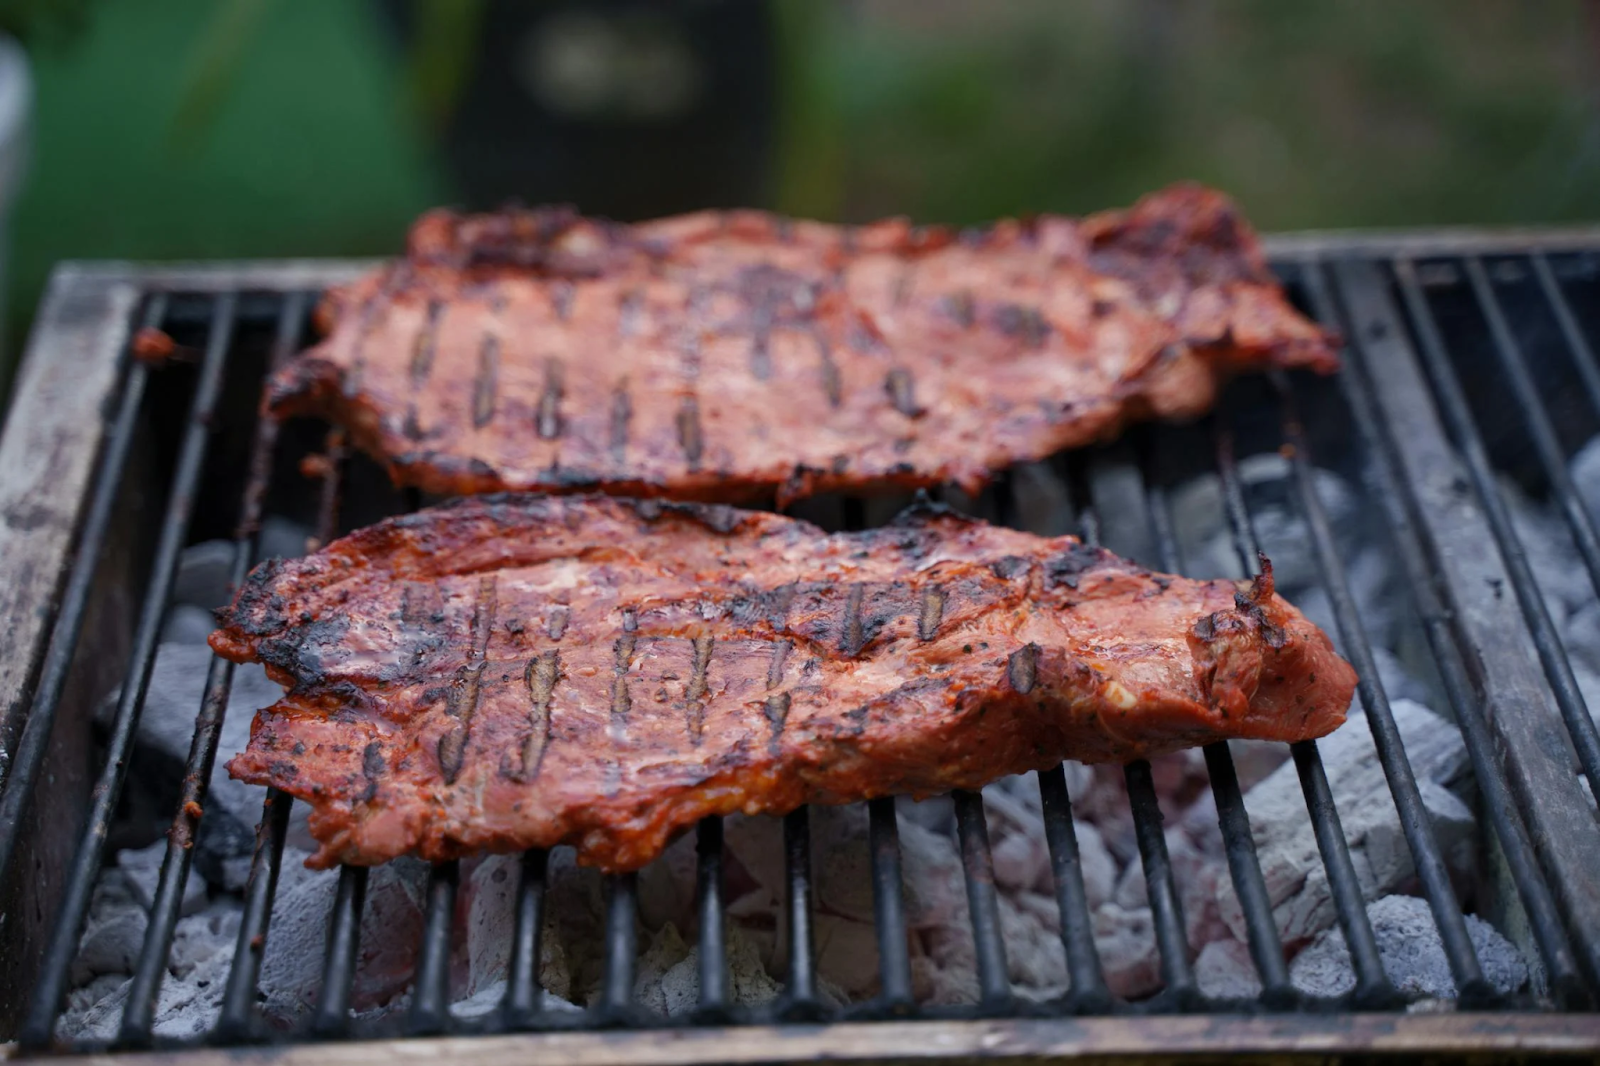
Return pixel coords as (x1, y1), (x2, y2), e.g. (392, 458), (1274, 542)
(0, 267), (137, 1038)
(61, 259), (371, 293)
(15, 1013), (1600, 1066)
(1333, 259), (1600, 990)
(0, 266), (135, 784)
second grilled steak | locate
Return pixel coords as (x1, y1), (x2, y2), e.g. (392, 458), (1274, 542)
(270, 184), (1336, 504)
(212, 494), (1355, 872)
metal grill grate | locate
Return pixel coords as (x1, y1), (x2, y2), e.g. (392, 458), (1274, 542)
(0, 234), (1599, 1060)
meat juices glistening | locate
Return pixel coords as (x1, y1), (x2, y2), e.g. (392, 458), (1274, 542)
(268, 184), (1338, 505)
(212, 495), (1357, 873)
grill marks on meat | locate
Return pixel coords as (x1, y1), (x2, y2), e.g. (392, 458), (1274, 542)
(435, 575), (495, 784)
(270, 185), (1337, 505)
(213, 495), (1356, 873)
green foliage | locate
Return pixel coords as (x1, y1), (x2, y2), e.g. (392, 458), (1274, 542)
(8, 0), (444, 337)
(10, 0), (1600, 353)
(0, 0), (97, 47)
(774, 0), (1600, 231)
(168, 0), (274, 150)
(406, 0), (488, 131)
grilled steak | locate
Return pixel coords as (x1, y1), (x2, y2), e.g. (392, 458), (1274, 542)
(213, 495), (1355, 872)
(270, 184), (1336, 505)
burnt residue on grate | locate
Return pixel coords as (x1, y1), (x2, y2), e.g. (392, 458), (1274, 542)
(2, 245), (1599, 1055)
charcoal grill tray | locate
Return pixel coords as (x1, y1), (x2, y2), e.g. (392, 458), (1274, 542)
(2, 227), (1600, 1062)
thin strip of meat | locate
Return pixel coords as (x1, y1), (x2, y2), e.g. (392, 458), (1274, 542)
(212, 494), (1356, 873)
(269, 184), (1337, 505)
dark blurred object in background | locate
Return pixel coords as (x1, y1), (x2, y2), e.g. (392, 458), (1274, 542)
(7, 0), (1600, 408)
(378, 0), (777, 219)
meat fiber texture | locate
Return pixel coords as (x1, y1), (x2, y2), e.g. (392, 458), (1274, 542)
(211, 493), (1355, 874)
(267, 184), (1337, 506)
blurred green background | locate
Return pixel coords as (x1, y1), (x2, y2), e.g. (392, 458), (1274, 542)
(6, 0), (1600, 358)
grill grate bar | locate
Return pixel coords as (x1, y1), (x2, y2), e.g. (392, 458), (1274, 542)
(1035, 765), (1108, 1008)
(1467, 255), (1600, 600)
(21, 293), (240, 1048)
(842, 499), (916, 1013)
(1200, 743), (1294, 1003)
(1275, 364), (1585, 1002)
(1063, 458), (1193, 1002)
(119, 291), (309, 1045)
(303, 441), (369, 1038)
(952, 790), (1011, 1009)
(1138, 437), (1293, 1003)
(502, 849), (550, 1027)
(1061, 459), (1100, 550)
(1531, 254), (1600, 417)
(696, 817), (729, 1016)
(1463, 256), (1600, 787)
(1215, 414), (1488, 999)
(1286, 356), (1587, 998)
(1393, 258), (1600, 804)
(1207, 416), (1394, 1000)
(1137, 440), (1184, 575)
(13, 248), (1596, 1045)
(867, 797), (914, 1010)
(601, 873), (639, 1019)
(782, 807), (820, 1013)
(216, 787), (294, 1039)
(120, 616), (240, 1041)
(314, 865), (371, 1036)
(1284, 743), (1392, 1000)
(1123, 761), (1197, 1002)
(409, 860), (461, 1035)
(0, 296), (163, 887)
(1311, 262), (1596, 1001)
(222, 415), (351, 1039)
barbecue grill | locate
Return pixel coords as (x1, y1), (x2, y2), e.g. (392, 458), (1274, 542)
(1, 229), (1599, 1063)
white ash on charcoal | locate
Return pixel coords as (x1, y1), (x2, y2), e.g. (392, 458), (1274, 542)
(1170, 456), (1364, 588)
(115, 839), (209, 918)
(1216, 698), (1474, 950)
(1499, 476), (1591, 626)
(449, 981), (580, 1021)
(67, 863), (149, 989)
(1167, 455), (1416, 684)
(256, 850), (432, 1026)
(54, 742), (1514, 1037)
(166, 520), (319, 614)
(1193, 938), (1263, 1001)
(714, 805), (972, 1003)
(115, 642), (314, 882)
(452, 851), (577, 1005)
(56, 864), (240, 1042)
(1571, 437), (1600, 527)
(1290, 894), (1527, 1000)
(1068, 751), (1212, 868)
(126, 526), (318, 872)
(622, 786), (1153, 1004)
(1111, 824), (1232, 953)
(629, 921), (783, 1017)
(156, 523), (317, 657)
(1008, 460), (1076, 538)
(1363, 646), (1439, 709)
(982, 775), (1117, 909)
(1280, 550), (1400, 665)
(1562, 607), (1600, 677)
(160, 603), (223, 646)
(57, 921), (237, 1042)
